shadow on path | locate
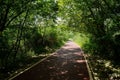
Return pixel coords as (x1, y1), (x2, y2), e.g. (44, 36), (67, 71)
(10, 41), (90, 80)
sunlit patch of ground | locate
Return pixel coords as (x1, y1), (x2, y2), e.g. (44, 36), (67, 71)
(86, 54), (120, 79)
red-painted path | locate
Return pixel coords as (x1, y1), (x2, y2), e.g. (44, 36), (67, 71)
(10, 41), (90, 80)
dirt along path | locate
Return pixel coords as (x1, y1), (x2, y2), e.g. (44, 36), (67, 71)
(10, 41), (91, 80)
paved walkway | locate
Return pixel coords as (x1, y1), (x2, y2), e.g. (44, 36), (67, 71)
(10, 41), (90, 80)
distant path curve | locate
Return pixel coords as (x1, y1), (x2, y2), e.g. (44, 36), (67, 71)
(10, 41), (91, 80)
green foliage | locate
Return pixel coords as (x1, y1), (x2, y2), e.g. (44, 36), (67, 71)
(0, 0), (70, 79)
(72, 33), (89, 47)
(0, 0), (120, 79)
(59, 0), (120, 79)
(63, 0), (120, 65)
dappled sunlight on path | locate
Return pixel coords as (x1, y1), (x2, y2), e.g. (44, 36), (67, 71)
(10, 41), (90, 80)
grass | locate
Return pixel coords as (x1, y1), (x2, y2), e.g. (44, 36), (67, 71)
(72, 33), (120, 79)
(5, 41), (65, 80)
(72, 33), (89, 47)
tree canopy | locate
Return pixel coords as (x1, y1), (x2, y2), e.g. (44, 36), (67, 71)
(0, 0), (120, 79)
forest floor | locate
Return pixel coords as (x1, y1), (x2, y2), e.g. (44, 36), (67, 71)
(9, 41), (91, 80)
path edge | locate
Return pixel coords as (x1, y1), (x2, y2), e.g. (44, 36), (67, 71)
(73, 42), (93, 80)
(83, 53), (93, 80)
(8, 48), (62, 80)
(8, 42), (68, 80)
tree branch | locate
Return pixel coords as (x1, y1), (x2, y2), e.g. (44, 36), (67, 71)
(0, 4), (10, 31)
(5, 11), (24, 27)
